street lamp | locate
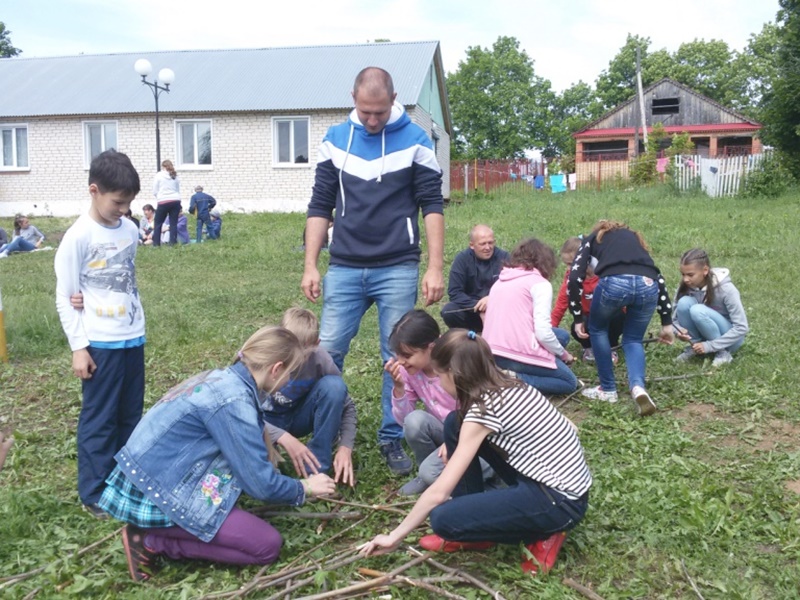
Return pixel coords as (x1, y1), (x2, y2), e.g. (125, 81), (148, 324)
(134, 58), (175, 172)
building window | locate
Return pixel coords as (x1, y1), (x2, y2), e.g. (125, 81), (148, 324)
(176, 120), (212, 167)
(273, 117), (309, 165)
(1, 124), (28, 170)
(84, 121), (117, 166)
(652, 97), (680, 115)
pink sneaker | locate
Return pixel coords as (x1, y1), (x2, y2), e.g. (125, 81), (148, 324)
(419, 534), (495, 553)
(521, 531), (567, 575)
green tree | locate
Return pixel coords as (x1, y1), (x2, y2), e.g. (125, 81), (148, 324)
(737, 22), (780, 119)
(762, 0), (800, 178)
(447, 36), (555, 159)
(595, 35), (674, 109)
(545, 81), (604, 157)
(670, 39), (748, 110)
(0, 21), (21, 58)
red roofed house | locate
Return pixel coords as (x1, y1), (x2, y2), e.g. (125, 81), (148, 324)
(572, 78), (761, 187)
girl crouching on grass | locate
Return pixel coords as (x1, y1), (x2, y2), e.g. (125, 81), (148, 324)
(361, 329), (591, 576)
(98, 326), (336, 582)
(673, 248), (748, 367)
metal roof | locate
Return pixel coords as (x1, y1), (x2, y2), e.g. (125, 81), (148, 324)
(0, 41), (444, 118)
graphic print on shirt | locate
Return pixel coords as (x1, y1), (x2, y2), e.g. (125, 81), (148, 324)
(80, 238), (141, 323)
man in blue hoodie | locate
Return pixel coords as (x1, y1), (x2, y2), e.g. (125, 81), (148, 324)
(302, 67), (445, 476)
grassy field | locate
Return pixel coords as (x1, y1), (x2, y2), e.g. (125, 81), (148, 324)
(1, 184), (800, 599)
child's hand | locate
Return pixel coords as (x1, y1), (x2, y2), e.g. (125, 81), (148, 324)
(574, 322), (590, 339)
(333, 446), (355, 487)
(70, 292), (85, 310)
(673, 324), (691, 342)
(437, 442), (449, 465)
(384, 358), (405, 391)
(474, 296), (489, 313)
(72, 348), (96, 379)
(303, 473), (336, 498)
(358, 533), (402, 557)
(277, 433), (320, 478)
(692, 341), (708, 355)
(659, 325), (675, 345)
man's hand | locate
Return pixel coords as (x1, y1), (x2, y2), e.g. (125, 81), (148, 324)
(277, 432), (320, 478)
(473, 296), (489, 313)
(421, 267), (444, 306)
(301, 267), (321, 303)
(333, 446), (355, 487)
(72, 348), (96, 379)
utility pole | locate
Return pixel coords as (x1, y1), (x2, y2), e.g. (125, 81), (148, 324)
(636, 46), (648, 148)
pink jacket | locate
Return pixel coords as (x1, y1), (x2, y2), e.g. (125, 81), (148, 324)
(391, 367), (457, 425)
(483, 267), (563, 369)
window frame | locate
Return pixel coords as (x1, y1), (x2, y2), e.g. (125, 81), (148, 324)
(0, 123), (30, 171)
(82, 120), (119, 169)
(175, 118), (213, 170)
(272, 116), (311, 168)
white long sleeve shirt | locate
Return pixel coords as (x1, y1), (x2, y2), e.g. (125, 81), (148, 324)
(54, 214), (145, 351)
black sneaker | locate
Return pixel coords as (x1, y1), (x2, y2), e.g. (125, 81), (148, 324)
(122, 525), (159, 582)
(379, 440), (413, 476)
(82, 503), (109, 520)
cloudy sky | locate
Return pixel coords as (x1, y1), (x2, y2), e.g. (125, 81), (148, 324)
(3, 0), (780, 92)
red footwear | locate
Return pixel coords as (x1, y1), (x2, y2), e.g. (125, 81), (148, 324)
(521, 531), (567, 575)
(121, 525), (158, 582)
(419, 534), (495, 553)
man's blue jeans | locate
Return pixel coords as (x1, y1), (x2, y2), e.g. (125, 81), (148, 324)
(589, 275), (658, 392)
(675, 296), (743, 353)
(195, 212), (211, 243)
(261, 375), (348, 473)
(429, 412), (588, 544)
(319, 262), (419, 443)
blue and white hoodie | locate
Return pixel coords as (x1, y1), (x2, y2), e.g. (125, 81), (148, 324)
(307, 102), (443, 268)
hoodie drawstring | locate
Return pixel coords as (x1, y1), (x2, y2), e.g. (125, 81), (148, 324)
(338, 125), (355, 217)
(377, 129), (385, 183)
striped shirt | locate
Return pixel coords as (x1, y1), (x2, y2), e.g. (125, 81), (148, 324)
(464, 383), (592, 499)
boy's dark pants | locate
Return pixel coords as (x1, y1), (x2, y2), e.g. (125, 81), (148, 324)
(78, 345), (145, 505)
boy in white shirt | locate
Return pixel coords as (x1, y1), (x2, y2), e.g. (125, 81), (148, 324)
(55, 150), (145, 519)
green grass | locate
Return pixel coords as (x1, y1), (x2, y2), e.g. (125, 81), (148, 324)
(2, 185), (800, 598)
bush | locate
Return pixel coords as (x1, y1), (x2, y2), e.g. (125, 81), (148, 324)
(741, 152), (797, 198)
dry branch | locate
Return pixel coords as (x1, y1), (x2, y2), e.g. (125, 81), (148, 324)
(407, 546), (506, 600)
(248, 509), (361, 520)
(563, 577), (606, 600)
(681, 560), (706, 600)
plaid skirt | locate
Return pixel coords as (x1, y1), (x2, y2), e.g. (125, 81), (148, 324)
(98, 465), (173, 528)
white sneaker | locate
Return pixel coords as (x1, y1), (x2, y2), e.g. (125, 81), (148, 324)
(631, 386), (657, 416)
(0, 250), (8, 259)
(581, 386), (618, 403)
(675, 347), (695, 362)
(711, 350), (733, 367)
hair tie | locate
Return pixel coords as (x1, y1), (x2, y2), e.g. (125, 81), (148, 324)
(467, 330), (477, 340)
(237, 350), (244, 360)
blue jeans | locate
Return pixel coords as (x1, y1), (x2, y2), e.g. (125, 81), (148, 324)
(320, 262), (419, 443)
(153, 201), (181, 247)
(1, 237), (36, 254)
(675, 296), (743, 353)
(589, 275), (658, 392)
(494, 355), (578, 395)
(78, 345), (145, 505)
(429, 412), (588, 544)
(261, 375), (347, 473)
(196, 212), (211, 243)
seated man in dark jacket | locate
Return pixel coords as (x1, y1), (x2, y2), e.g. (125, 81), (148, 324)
(441, 224), (508, 332)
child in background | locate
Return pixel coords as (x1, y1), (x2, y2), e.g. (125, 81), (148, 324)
(176, 210), (190, 244)
(0, 214), (46, 257)
(189, 185), (217, 243)
(385, 310), (492, 496)
(261, 308), (357, 487)
(674, 248), (748, 367)
(54, 150), (146, 518)
(552, 236), (624, 363)
(207, 208), (222, 240)
(139, 204), (155, 244)
(97, 326), (336, 581)
(483, 238), (578, 396)
(361, 329), (591, 577)
(569, 220), (673, 415)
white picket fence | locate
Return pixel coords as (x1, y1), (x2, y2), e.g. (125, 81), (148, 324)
(673, 152), (769, 197)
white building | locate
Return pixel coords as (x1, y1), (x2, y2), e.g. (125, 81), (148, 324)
(0, 41), (451, 217)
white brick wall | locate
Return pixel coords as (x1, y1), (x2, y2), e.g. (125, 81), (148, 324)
(0, 107), (450, 217)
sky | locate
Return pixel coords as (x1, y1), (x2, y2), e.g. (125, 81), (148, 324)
(2, 0), (781, 92)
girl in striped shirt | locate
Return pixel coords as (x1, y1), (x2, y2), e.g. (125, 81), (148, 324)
(361, 329), (592, 575)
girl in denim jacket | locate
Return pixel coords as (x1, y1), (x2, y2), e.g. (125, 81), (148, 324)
(98, 326), (336, 581)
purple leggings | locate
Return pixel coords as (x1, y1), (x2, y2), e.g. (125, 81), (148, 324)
(143, 507), (282, 565)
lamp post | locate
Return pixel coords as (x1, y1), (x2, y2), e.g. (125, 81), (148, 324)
(134, 59), (175, 172)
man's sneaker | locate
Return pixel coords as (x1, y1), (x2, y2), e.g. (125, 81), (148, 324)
(631, 385), (657, 417)
(419, 533), (495, 553)
(581, 386), (618, 403)
(82, 503), (109, 520)
(581, 348), (595, 362)
(712, 350), (733, 367)
(121, 525), (158, 582)
(675, 346), (695, 362)
(379, 440), (413, 476)
(521, 531), (567, 575)
(398, 476), (429, 496)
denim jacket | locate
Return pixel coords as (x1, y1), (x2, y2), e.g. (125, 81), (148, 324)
(115, 361), (305, 542)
